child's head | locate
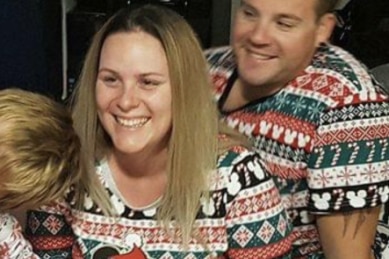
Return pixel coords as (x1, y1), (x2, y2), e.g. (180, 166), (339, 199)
(0, 88), (83, 211)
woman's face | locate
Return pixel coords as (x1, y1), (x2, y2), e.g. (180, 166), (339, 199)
(96, 31), (172, 157)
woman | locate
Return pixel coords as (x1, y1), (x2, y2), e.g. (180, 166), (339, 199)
(26, 5), (293, 258)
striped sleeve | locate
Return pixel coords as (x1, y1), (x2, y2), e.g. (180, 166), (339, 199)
(221, 150), (294, 258)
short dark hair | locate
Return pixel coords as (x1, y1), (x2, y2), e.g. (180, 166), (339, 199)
(315, 0), (339, 17)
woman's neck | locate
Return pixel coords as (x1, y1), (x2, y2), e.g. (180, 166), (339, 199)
(106, 147), (168, 208)
(109, 145), (168, 178)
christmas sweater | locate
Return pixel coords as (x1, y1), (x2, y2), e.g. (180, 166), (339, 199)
(0, 213), (38, 258)
(25, 147), (294, 258)
(205, 43), (389, 258)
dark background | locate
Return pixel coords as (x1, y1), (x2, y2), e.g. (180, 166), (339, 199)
(332, 0), (389, 69)
(0, 0), (388, 102)
(0, 0), (63, 100)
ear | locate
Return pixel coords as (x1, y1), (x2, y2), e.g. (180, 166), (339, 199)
(314, 13), (337, 47)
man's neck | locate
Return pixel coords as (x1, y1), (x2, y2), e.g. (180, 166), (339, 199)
(222, 78), (284, 112)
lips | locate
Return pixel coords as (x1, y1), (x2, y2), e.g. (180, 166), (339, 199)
(116, 116), (149, 128)
(246, 49), (276, 60)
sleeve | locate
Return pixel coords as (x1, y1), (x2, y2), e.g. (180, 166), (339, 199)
(307, 91), (389, 214)
(0, 213), (39, 259)
(223, 149), (294, 259)
(24, 201), (75, 258)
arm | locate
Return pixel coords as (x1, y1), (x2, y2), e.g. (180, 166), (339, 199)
(307, 91), (389, 258)
(224, 150), (294, 259)
(0, 213), (39, 259)
(316, 207), (379, 259)
(25, 201), (75, 258)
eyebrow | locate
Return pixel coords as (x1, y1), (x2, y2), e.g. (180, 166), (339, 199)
(98, 68), (118, 75)
(240, 0), (254, 9)
(139, 72), (165, 77)
(240, 1), (303, 23)
(98, 68), (166, 78)
(277, 13), (303, 22)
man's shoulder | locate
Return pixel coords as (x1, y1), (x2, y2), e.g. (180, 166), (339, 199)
(286, 43), (385, 104)
(312, 43), (365, 69)
(216, 142), (256, 168)
(204, 45), (232, 59)
(204, 46), (235, 71)
(308, 43), (376, 93)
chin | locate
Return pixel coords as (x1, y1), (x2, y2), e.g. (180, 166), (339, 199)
(241, 73), (267, 86)
(113, 142), (145, 155)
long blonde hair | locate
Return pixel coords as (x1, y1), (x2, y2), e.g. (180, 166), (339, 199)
(71, 5), (219, 244)
(0, 88), (85, 211)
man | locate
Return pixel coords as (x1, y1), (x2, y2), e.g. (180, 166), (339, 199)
(205, 0), (389, 258)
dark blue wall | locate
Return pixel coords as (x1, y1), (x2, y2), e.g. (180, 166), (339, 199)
(0, 0), (63, 100)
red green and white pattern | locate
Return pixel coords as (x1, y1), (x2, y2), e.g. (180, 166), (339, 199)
(0, 213), (38, 258)
(25, 147), (294, 258)
(205, 43), (389, 258)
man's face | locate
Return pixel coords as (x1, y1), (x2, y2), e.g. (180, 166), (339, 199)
(232, 0), (333, 91)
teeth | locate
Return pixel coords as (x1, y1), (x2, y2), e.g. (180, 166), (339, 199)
(249, 52), (271, 60)
(117, 117), (148, 128)
(247, 49), (273, 60)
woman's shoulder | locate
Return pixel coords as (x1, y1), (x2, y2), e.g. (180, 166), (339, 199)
(217, 142), (268, 178)
(217, 132), (257, 166)
(218, 144), (254, 163)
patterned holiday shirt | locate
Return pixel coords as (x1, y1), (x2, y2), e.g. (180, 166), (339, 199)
(25, 147), (294, 258)
(0, 213), (38, 258)
(205, 43), (389, 258)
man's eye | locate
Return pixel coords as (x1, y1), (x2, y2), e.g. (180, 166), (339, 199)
(277, 21), (294, 30)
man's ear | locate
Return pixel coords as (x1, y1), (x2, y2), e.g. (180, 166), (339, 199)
(315, 13), (337, 47)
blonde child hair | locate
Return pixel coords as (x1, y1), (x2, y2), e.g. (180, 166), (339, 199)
(0, 88), (85, 211)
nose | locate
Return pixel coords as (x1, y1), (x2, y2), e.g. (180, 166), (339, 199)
(117, 83), (140, 111)
(249, 21), (272, 45)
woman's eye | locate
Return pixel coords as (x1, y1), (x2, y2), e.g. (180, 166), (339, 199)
(243, 10), (253, 17)
(103, 77), (117, 83)
(140, 79), (160, 88)
(241, 8), (255, 18)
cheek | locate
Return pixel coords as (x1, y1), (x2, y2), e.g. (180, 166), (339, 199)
(95, 84), (106, 109)
(232, 19), (253, 39)
(282, 30), (317, 50)
(289, 40), (316, 61)
(157, 99), (172, 119)
(152, 91), (172, 122)
(95, 84), (116, 111)
(156, 86), (172, 108)
(232, 24), (249, 41)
